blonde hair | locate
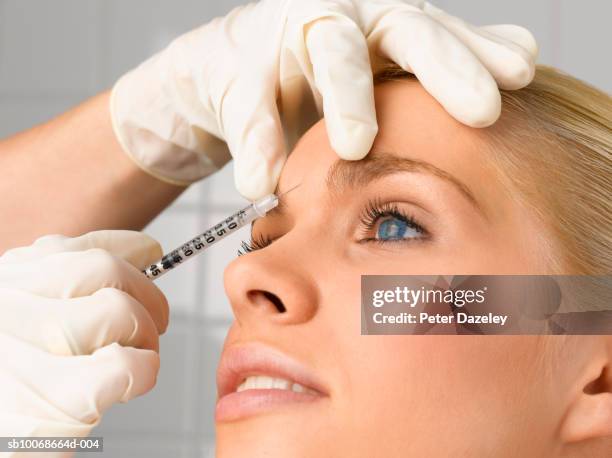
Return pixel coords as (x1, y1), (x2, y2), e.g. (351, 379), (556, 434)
(376, 65), (612, 274)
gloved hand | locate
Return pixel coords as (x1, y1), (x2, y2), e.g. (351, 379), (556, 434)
(0, 231), (169, 456)
(111, 0), (537, 200)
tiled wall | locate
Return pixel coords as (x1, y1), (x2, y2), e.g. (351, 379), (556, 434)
(0, 1), (609, 456)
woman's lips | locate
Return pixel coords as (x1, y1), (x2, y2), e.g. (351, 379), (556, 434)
(216, 343), (328, 422)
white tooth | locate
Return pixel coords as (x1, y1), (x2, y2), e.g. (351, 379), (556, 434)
(237, 375), (301, 392)
(256, 375), (275, 389)
(272, 378), (291, 390)
(291, 383), (305, 393)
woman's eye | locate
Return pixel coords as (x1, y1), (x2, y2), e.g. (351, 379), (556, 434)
(376, 216), (421, 240)
(358, 199), (427, 244)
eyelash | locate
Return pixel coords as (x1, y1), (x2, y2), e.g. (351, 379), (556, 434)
(357, 198), (427, 244)
(238, 199), (428, 255)
(237, 233), (274, 256)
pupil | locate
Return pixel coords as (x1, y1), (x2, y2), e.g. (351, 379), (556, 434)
(378, 218), (407, 239)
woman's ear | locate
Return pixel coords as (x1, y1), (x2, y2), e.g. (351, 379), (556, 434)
(560, 337), (612, 444)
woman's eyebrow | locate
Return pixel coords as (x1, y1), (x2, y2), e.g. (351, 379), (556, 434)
(325, 151), (482, 212)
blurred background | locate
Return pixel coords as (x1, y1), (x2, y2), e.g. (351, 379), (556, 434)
(0, 0), (609, 456)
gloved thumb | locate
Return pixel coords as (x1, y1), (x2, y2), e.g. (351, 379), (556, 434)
(0, 230), (162, 271)
(85, 343), (160, 410)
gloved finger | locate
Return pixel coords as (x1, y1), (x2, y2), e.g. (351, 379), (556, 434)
(478, 24), (539, 59)
(85, 343), (160, 412)
(0, 230), (162, 271)
(0, 249), (169, 334)
(0, 335), (159, 425)
(281, 0), (377, 158)
(305, 16), (378, 160)
(224, 76), (287, 200)
(423, 2), (536, 90)
(0, 234), (70, 263)
(372, 7), (500, 127)
(0, 287), (160, 355)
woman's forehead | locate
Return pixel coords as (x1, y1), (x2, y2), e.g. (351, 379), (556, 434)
(279, 79), (492, 198)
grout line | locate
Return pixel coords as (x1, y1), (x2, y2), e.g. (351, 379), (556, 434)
(189, 188), (210, 441)
(0, 0), (4, 69)
(168, 312), (232, 327)
(170, 310), (232, 326)
(93, 0), (112, 91)
(549, 0), (562, 68)
(193, 173), (230, 448)
(180, 314), (203, 452)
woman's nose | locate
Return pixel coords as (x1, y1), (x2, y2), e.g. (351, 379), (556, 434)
(223, 249), (319, 327)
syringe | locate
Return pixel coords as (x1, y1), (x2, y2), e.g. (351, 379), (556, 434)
(143, 194), (279, 280)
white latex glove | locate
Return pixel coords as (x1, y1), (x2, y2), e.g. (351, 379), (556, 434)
(111, 0), (537, 200)
(0, 231), (169, 457)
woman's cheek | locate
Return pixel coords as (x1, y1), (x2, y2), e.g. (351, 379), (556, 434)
(363, 251), (455, 275)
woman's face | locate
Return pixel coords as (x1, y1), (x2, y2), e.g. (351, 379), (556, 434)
(215, 80), (563, 456)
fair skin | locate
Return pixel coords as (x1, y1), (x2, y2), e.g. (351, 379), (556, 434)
(216, 80), (612, 457)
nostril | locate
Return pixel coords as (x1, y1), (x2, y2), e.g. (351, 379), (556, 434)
(247, 289), (287, 313)
(246, 290), (287, 313)
(262, 291), (287, 313)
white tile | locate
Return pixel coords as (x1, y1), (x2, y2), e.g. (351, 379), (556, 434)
(438, 0), (556, 66)
(558, 1), (612, 92)
(171, 180), (205, 208)
(196, 212), (251, 320)
(92, 326), (194, 436)
(0, 97), (85, 137)
(144, 210), (203, 313)
(75, 437), (190, 458)
(194, 324), (231, 441)
(0, 0), (99, 94)
(103, 0), (247, 83)
(199, 442), (216, 458)
(203, 162), (246, 207)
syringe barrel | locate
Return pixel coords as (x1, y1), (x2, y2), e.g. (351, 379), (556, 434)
(252, 194), (278, 216)
(143, 194), (279, 279)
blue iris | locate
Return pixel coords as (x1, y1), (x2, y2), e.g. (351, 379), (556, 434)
(377, 216), (420, 240)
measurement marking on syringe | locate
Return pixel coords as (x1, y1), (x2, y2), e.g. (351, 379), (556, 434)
(143, 195), (279, 280)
